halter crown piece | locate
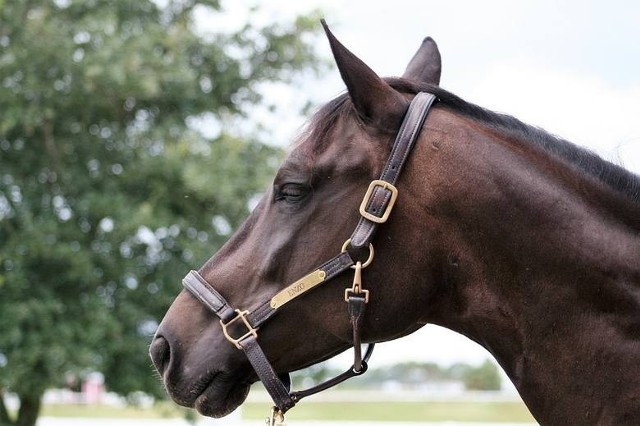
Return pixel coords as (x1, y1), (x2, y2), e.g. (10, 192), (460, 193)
(182, 92), (436, 424)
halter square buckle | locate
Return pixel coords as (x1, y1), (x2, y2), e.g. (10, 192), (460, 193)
(221, 309), (258, 349)
(359, 180), (398, 224)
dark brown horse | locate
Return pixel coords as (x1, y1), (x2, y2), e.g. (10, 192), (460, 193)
(150, 22), (640, 424)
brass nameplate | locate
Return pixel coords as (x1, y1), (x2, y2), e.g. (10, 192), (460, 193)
(270, 270), (327, 309)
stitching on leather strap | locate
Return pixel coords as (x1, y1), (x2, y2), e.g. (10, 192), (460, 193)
(240, 335), (295, 411)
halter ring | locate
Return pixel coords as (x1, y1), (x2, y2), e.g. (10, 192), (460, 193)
(341, 239), (374, 268)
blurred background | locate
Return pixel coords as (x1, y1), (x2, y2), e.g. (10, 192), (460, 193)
(1, 0), (638, 425)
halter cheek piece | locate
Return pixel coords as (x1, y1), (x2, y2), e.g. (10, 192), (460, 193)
(182, 92), (436, 424)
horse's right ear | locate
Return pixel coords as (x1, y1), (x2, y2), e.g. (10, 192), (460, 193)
(402, 37), (441, 85)
(322, 20), (408, 131)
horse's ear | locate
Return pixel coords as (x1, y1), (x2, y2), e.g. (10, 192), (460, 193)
(321, 20), (408, 131)
(402, 37), (441, 86)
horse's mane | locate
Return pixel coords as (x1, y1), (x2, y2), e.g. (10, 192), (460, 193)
(306, 78), (640, 204)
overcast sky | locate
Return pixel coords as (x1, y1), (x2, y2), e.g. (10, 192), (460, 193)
(199, 1), (640, 368)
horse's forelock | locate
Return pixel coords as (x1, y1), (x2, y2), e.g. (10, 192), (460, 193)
(294, 94), (354, 157)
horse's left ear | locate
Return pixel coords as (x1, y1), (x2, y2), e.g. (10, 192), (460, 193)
(402, 37), (441, 85)
(322, 20), (408, 131)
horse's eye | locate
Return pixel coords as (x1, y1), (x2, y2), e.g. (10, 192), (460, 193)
(275, 183), (309, 204)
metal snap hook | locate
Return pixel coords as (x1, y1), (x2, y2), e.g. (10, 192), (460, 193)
(266, 406), (286, 426)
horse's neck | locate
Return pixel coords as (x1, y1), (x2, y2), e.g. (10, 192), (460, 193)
(413, 109), (640, 424)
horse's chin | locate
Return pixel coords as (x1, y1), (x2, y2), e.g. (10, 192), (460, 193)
(165, 369), (252, 418)
(192, 378), (251, 418)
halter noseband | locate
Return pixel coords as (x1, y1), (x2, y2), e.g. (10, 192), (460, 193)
(182, 92), (436, 424)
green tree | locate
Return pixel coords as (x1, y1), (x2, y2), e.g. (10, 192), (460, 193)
(0, 1), (322, 425)
(457, 360), (502, 391)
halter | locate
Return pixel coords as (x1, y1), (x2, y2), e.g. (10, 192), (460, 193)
(182, 92), (436, 425)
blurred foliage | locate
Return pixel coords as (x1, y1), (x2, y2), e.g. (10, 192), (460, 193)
(292, 359), (502, 392)
(0, 0), (323, 425)
(456, 360), (502, 391)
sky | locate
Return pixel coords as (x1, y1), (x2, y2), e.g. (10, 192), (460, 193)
(198, 1), (640, 369)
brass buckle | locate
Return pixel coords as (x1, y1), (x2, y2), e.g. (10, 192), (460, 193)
(359, 179), (398, 224)
(221, 309), (258, 350)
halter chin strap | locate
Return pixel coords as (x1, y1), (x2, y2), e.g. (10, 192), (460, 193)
(182, 92), (437, 420)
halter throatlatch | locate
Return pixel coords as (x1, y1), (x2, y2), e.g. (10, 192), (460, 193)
(182, 92), (436, 424)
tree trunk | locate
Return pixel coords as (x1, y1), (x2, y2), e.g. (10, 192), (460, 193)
(15, 393), (42, 426)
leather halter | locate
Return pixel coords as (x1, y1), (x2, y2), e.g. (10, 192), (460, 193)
(182, 92), (436, 422)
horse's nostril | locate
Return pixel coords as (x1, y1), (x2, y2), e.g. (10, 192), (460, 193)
(149, 335), (171, 375)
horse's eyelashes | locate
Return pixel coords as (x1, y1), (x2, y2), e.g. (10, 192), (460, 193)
(275, 183), (310, 204)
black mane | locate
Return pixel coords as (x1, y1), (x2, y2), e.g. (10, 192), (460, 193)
(308, 78), (640, 204)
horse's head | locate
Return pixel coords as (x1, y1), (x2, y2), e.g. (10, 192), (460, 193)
(150, 24), (442, 417)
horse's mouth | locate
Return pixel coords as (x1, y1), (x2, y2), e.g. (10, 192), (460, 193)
(189, 372), (252, 418)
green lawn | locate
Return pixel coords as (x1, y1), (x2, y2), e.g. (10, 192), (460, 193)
(41, 401), (186, 419)
(42, 399), (535, 423)
(243, 400), (536, 423)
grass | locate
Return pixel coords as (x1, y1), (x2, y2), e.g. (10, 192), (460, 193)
(41, 401), (185, 419)
(243, 400), (536, 423)
(40, 398), (536, 423)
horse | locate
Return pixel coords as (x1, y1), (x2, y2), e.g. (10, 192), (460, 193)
(150, 21), (640, 425)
